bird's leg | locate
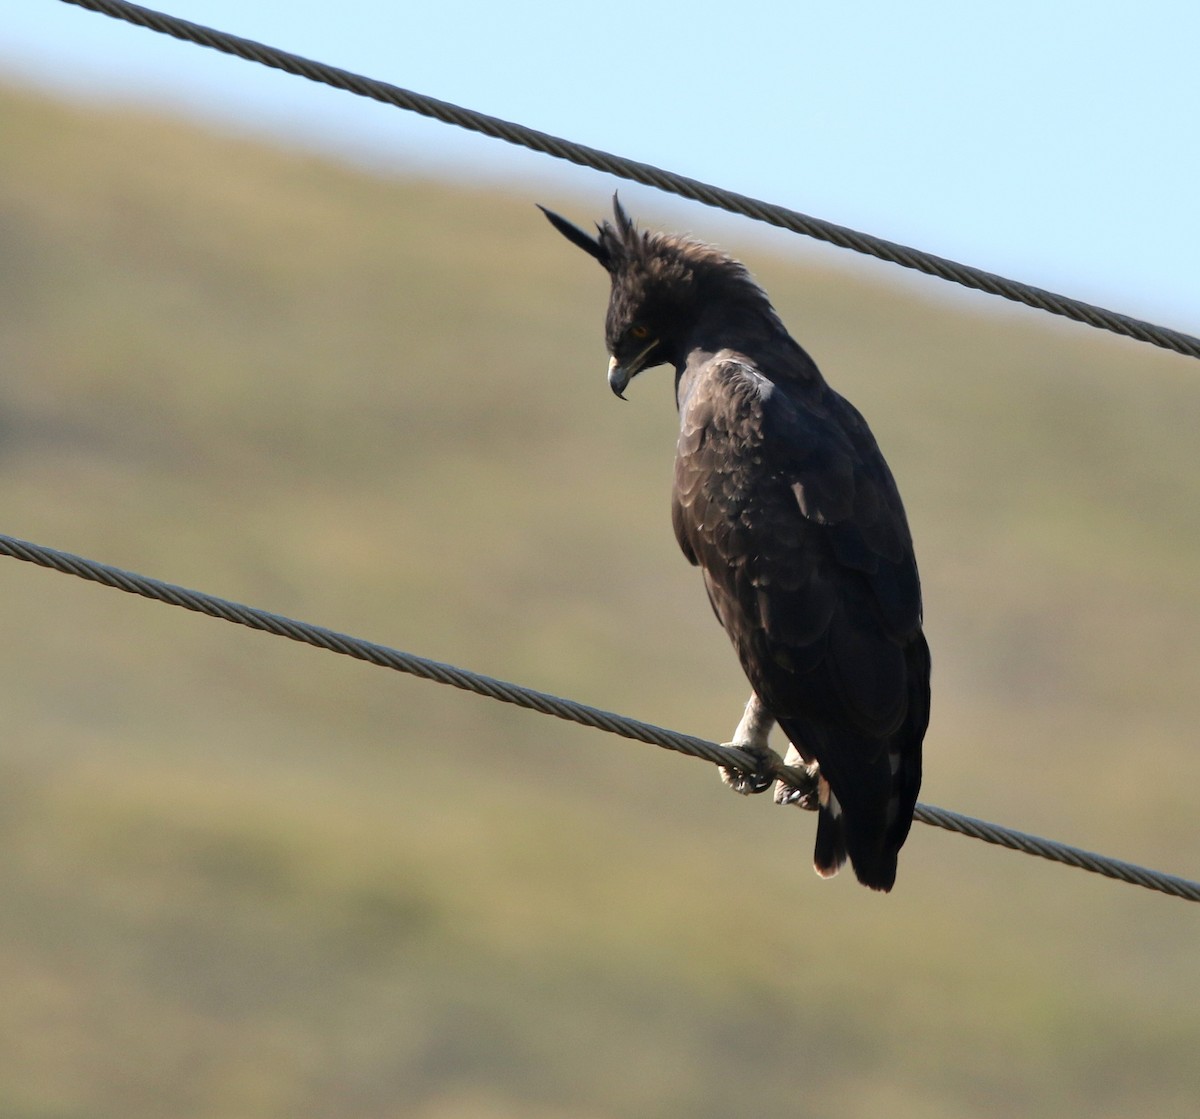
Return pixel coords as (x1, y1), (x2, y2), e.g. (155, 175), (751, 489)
(773, 742), (821, 810)
(719, 693), (777, 795)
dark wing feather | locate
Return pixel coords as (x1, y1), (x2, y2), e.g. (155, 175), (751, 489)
(672, 354), (929, 890)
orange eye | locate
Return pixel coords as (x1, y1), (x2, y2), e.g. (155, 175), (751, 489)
(630, 325), (650, 340)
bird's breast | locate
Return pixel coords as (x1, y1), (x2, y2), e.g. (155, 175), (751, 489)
(673, 378), (786, 570)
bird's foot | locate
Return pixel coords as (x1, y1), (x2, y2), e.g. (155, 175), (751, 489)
(719, 694), (777, 795)
(773, 743), (821, 810)
(719, 744), (776, 796)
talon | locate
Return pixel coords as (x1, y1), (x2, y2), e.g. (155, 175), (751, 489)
(720, 764), (775, 796)
(773, 743), (821, 810)
(719, 744), (775, 796)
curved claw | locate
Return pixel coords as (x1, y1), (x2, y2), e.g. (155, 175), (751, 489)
(773, 744), (821, 810)
(718, 745), (776, 796)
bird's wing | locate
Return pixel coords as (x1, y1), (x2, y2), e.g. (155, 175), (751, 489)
(767, 380), (923, 639)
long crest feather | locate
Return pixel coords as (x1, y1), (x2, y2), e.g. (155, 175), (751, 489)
(610, 193), (637, 243)
(537, 204), (612, 271)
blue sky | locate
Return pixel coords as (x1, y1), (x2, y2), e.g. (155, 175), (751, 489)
(6, 0), (1199, 333)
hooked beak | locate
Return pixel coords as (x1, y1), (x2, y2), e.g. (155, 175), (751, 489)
(607, 339), (659, 400)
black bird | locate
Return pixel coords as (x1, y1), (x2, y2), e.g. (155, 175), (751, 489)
(542, 197), (930, 891)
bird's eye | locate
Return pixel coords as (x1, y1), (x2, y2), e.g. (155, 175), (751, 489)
(630, 325), (650, 340)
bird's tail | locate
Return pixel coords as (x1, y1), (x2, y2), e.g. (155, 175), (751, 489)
(775, 751), (853, 879)
(781, 723), (923, 892)
(828, 689), (927, 889)
(812, 771), (903, 892)
(776, 748), (897, 889)
(812, 779), (848, 880)
(778, 633), (929, 891)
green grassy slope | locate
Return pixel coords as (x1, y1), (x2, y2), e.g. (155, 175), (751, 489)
(0, 83), (1197, 1119)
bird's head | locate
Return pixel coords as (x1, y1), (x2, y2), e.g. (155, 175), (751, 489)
(540, 195), (764, 398)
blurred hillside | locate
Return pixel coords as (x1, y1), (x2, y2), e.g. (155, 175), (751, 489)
(0, 82), (1197, 1119)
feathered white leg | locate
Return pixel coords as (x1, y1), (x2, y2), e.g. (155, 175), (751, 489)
(719, 693), (777, 795)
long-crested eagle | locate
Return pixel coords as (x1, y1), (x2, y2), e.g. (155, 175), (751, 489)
(542, 198), (931, 891)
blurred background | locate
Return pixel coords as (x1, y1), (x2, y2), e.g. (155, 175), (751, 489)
(1, 2), (1198, 1117)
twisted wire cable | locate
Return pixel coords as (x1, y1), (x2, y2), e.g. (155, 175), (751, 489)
(58, 0), (1200, 361)
(2, 532), (1196, 903)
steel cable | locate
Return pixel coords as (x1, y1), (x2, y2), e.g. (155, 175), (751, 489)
(2, 532), (1196, 904)
(57, 0), (1200, 361)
